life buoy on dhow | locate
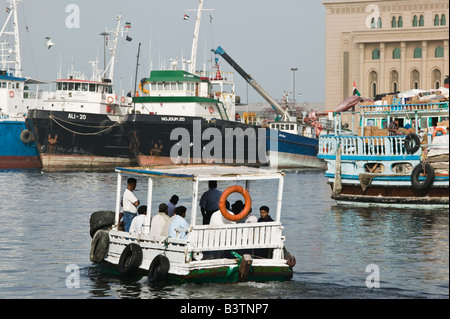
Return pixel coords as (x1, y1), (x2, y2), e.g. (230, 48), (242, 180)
(432, 127), (447, 138)
(9, 90), (14, 98)
(106, 96), (114, 104)
(219, 186), (252, 222)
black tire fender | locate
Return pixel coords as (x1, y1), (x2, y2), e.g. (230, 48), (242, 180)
(89, 211), (115, 238)
(90, 230), (110, 263)
(411, 163), (435, 190)
(404, 133), (421, 154)
(118, 243), (143, 276)
(148, 254), (170, 283)
(20, 130), (35, 144)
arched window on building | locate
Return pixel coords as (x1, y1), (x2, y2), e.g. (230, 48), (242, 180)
(412, 15), (418, 27)
(393, 48), (401, 59)
(419, 15), (424, 26)
(391, 16), (397, 28)
(411, 69), (420, 89)
(372, 48), (380, 60)
(432, 69), (441, 89)
(390, 70), (399, 92)
(377, 17), (382, 29)
(371, 17), (376, 29)
(414, 47), (422, 58)
(435, 46), (444, 58)
(442, 14), (447, 26)
(369, 71), (378, 97)
(434, 14), (440, 26)
(398, 16), (403, 27)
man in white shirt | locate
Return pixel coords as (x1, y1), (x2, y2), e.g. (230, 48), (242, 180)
(129, 206), (147, 235)
(122, 178), (140, 232)
(150, 203), (170, 236)
(168, 206), (189, 239)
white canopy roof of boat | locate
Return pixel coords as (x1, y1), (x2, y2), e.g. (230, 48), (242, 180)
(115, 165), (284, 181)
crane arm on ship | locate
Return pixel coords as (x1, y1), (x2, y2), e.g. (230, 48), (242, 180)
(212, 46), (289, 121)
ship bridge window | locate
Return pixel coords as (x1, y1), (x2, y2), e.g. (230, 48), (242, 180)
(68, 82), (74, 91)
(89, 84), (96, 92)
(164, 83), (170, 90)
(157, 83), (163, 90)
(82, 83), (88, 91)
(170, 83), (177, 90)
(75, 83), (81, 91)
(178, 83), (183, 90)
(62, 82), (68, 90)
(151, 83), (157, 90)
(1, 82), (6, 88)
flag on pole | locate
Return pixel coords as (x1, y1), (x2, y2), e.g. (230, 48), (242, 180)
(125, 22), (131, 29)
(183, 14), (190, 20)
(353, 81), (361, 96)
(209, 14), (213, 23)
(126, 35), (132, 42)
(6, 7), (11, 13)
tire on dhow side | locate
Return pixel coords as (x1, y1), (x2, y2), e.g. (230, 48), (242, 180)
(90, 230), (110, 263)
(404, 133), (421, 154)
(411, 163), (435, 191)
(90, 211), (115, 238)
(118, 243), (143, 276)
(148, 254), (170, 283)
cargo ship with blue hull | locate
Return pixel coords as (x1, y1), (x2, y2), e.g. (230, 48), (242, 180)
(0, 0), (42, 170)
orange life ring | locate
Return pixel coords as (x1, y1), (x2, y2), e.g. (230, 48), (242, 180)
(219, 186), (252, 222)
(106, 96), (114, 104)
(209, 106), (214, 114)
(433, 127), (446, 137)
(120, 96), (126, 103)
(9, 91), (14, 98)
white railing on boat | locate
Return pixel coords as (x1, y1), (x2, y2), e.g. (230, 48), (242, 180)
(359, 102), (448, 114)
(189, 223), (284, 252)
(318, 135), (417, 157)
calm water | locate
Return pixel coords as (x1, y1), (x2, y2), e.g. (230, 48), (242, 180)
(0, 169), (448, 299)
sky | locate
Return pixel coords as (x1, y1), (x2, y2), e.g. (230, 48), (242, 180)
(4, 0), (326, 104)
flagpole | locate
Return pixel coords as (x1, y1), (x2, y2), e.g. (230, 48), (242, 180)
(133, 42), (142, 114)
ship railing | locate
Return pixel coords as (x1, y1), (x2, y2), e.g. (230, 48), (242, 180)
(318, 135), (416, 158)
(359, 102), (448, 114)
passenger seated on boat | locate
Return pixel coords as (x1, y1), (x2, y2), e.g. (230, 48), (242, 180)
(122, 178), (140, 232)
(210, 201), (235, 226)
(258, 206), (274, 223)
(129, 206), (147, 235)
(199, 181), (222, 225)
(166, 195), (179, 217)
(168, 206), (189, 239)
(149, 203), (170, 237)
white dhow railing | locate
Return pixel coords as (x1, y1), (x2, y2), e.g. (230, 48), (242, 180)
(319, 135), (414, 157)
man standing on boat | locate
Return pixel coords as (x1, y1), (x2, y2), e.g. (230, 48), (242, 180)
(122, 178), (140, 232)
(199, 181), (222, 225)
(388, 118), (400, 136)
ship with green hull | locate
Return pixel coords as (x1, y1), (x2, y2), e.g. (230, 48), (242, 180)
(89, 165), (295, 284)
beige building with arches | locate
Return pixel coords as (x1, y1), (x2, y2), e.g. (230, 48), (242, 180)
(323, 0), (449, 110)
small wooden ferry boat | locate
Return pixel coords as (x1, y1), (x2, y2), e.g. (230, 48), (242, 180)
(89, 165), (295, 284)
(318, 98), (449, 209)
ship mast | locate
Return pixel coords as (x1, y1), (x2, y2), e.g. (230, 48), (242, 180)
(0, 0), (22, 77)
(187, 0), (214, 75)
(101, 14), (128, 82)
